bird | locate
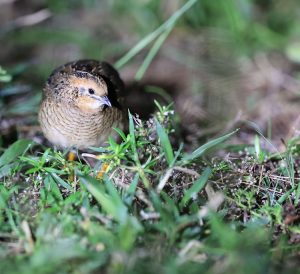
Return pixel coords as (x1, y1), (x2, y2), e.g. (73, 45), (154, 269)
(38, 59), (125, 150)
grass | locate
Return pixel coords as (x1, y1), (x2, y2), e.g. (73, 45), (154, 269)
(1, 104), (300, 274)
(114, 0), (198, 73)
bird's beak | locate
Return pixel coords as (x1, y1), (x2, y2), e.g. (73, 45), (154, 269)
(97, 95), (112, 107)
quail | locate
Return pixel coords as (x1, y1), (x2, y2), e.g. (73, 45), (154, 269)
(38, 60), (125, 149)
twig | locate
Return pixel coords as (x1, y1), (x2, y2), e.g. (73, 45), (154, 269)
(140, 210), (160, 220)
(156, 168), (173, 193)
(173, 166), (200, 177)
(14, 9), (52, 27)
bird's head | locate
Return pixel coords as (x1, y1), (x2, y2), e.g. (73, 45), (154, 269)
(47, 71), (112, 113)
(69, 72), (112, 112)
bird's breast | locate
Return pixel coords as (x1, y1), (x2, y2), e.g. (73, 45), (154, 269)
(39, 99), (123, 149)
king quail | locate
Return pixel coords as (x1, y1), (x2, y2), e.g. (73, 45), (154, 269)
(38, 60), (125, 149)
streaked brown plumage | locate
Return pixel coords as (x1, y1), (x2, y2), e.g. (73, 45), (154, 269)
(38, 60), (125, 149)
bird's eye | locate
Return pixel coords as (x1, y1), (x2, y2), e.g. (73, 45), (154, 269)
(88, 88), (95, 95)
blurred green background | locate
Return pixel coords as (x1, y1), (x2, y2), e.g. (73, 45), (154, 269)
(1, 0), (300, 146)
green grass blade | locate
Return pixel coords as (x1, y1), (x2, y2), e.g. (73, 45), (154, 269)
(115, 0), (199, 68)
(294, 181), (300, 206)
(104, 176), (128, 209)
(0, 139), (33, 167)
(113, 127), (127, 142)
(286, 151), (295, 187)
(46, 175), (63, 201)
(180, 167), (212, 208)
(135, 24), (174, 81)
(277, 185), (296, 204)
(128, 111), (138, 163)
(126, 173), (139, 206)
(0, 164), (14, 178)
(0, 66), (12, 82)
(155, 119), (174, 166)
(254, 135), (261, 160)
(51, 173), (72, 191)
(79, 174), (127, 223)
(181, 129), (239, 164)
